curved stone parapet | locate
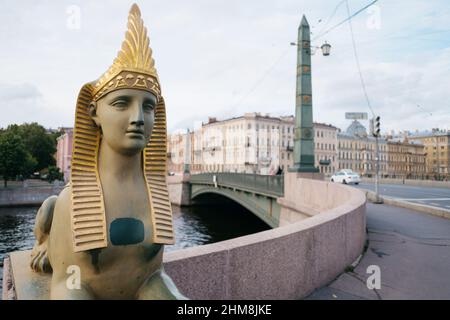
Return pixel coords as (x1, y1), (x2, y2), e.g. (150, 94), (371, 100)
(164, 173), (366, 299)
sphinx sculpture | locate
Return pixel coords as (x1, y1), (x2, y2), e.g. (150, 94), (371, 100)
(29, 4), (186, 300)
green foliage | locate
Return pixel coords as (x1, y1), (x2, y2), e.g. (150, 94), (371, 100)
(0, 130), (36, 187)
(49, 129), (64, 145)
(0, 123), (59, 186)
(6, 122), (57, 172)
(23, 153), (38, 178)
(47, 165), (63, 182)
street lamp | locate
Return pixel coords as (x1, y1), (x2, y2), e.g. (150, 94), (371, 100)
(290, 41), (332, 56)
(321, 41), (331, 56)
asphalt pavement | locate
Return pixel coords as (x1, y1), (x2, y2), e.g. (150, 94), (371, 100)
(307, 202), (450, 300)
(353, 183), (450, 210)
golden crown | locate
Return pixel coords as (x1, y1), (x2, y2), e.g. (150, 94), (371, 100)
(92, 4), (161, 101)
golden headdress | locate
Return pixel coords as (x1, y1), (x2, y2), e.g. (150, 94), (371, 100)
(70, 4), (174, 252)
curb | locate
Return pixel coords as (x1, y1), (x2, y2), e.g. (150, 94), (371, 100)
(364, 190), (450, 220)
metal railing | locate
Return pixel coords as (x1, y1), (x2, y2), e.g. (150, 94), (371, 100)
(190, 173), (284, 197)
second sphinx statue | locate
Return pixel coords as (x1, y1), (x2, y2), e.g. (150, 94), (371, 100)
(29, 4), (187, 300)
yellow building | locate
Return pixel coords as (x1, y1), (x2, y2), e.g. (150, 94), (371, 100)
(409, 130), (450, 179)
(386, 139), (426, 179)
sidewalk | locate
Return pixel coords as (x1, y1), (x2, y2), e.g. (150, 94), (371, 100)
(307, 202), (450, 300)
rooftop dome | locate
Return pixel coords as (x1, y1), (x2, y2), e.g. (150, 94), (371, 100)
(346, 120), (367, 137)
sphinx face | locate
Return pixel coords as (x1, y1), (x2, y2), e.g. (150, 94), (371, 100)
(93, 88), (156, 155)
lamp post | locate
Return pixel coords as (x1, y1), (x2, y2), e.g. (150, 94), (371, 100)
(321, 42), (331, 56)
(289, 15), (331, 173)
(289, 41), (332, 56)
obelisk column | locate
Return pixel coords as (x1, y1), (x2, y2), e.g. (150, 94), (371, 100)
(289, 15), (319, 173)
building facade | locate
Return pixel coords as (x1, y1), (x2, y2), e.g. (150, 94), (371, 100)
(55, 128), (74, 182)
(314, 122), (338, 175)
(168, 113), (338, 175)
(167, 116), (438, 179)
(200, 113), (284, 174)
(408, 130), (450, 179)
(386, 139), (426, 179)
(337, 120), (388, 177)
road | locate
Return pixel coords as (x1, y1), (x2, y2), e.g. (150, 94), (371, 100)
(353, 183), (450, 211)
(307, 202), (450, 300)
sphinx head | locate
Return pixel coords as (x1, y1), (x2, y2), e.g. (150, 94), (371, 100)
(88, 88), (156, 156)
(69, 4), (174, 253)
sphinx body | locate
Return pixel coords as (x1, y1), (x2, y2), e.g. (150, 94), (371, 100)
(30, 88), (185, 300)
(32, 188), (180, 299)
(29, 4), (186, 300)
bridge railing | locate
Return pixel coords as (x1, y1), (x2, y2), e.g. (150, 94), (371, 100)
(190, 173), (284, 197)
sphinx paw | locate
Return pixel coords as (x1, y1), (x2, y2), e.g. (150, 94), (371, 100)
(30, 245), (52, 273)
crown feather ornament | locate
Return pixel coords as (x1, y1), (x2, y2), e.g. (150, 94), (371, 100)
(92, 4), (160, 101)
(70, 3), (174, 252)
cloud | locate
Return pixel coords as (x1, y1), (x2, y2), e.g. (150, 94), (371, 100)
(0, 0), (449, 134)
(0, 82), (69, 129)
(0, 83), (41, 101)
(0, 83), (44, 128)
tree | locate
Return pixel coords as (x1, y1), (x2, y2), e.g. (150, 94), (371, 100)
(0, 130), (37, 187)
(8, 123), (57, 172)
(49, 129), (64, 145)
(46, 165), (63, 182)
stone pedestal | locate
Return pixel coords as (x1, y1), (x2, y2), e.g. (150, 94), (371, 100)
(180, 174), (192, 206)
(277, 172), (325, 226)
(290, 172), (324, 181)
(2, 251), (51, 300)
(2, 256), (16, 300)
(167, 174), (192, 206)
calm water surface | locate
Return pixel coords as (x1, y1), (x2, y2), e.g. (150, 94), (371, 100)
(0, 203), (269, 296)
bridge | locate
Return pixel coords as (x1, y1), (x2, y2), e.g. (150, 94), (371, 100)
(189, 173), (284, 228)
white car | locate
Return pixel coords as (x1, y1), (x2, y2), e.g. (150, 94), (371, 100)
(331, 170), (361, 185)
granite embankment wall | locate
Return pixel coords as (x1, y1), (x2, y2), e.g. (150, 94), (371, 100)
(0, 185), (64, 207)
(167, 175), (191, 206)
(164, 173), (366, 299)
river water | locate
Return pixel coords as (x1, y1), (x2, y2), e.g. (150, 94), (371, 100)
(0, 203), (269, 297)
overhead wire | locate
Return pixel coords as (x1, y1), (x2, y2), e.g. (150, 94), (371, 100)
(345, 0), (376, 117)
(228, 47), (291, 110)
(228, 0), (380, 112)
(313, 0), (347, 40)
(313, 0), (379, 41)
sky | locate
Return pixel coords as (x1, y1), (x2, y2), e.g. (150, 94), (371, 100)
(0, 0), (449, 134)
